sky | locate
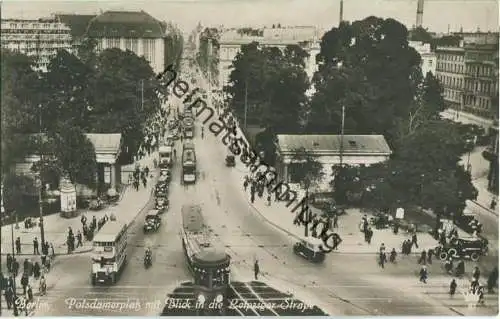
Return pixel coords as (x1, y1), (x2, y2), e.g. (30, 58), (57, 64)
(2, 0), (498, 34)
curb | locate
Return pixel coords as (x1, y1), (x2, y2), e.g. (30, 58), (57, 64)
(470, 200), (499, 217)
(246, 197), (446, 256)
(1, 173), (158, 258)
(0, 247), (93, 257)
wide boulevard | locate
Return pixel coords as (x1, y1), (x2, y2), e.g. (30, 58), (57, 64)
(31, 62), (497, 317)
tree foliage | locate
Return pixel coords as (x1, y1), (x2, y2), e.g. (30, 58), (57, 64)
(291, 147), (324, 193)
(340, 120), (476, 214)
(1, 50), (41, 173)
(42, 49), (95, 131)
(47, 124), (97, 187)
(402, 71), (446, 136)
(309, 17), (422, 143)
(409, 27), (433, 43)
(225, 42), (309, 133)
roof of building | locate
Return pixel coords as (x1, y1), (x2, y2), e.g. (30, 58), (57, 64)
(55, 14), (97, 37)
(85, 133), (122, 154)
(276, 134), (392, 155)
(18, 133), (121, 155)
(86, 10), (165, 38)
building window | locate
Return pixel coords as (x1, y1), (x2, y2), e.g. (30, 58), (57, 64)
(125, 38), (133, 51)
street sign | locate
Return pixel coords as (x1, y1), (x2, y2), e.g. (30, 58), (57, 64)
(396, 207), (405, 219)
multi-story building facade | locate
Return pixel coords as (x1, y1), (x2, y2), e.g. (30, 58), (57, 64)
(1, 18), (72, 71)
(436, 32), (499, 119)
(435, 43), (466, 112)
(409, 41), (436, 77)
(217, 26), (321, 90)
(85, 11), (167, 74)
(462, 36), (498, 117)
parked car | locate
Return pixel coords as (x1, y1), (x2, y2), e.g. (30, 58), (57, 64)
(293, 236), (325, 263)
(436, 237), (489, 261)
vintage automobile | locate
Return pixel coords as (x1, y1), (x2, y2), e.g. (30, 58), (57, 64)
(155, 197), (169, 213)
(436, 236), (489, 262)
(143, 210), (161, 233)
(159, 169), (171, 182)
(454, 209), (483, 235)
(155, 183), (169, 197)
(369, 213), (394, 229)
(225, 155), (235, 167)
(166, 134), (175, 146)
(293, 236), (326, 263)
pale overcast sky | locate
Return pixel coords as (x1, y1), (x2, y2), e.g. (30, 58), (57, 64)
(2, 0), (498, 34)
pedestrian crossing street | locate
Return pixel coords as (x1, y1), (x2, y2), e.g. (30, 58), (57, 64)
(371, 275), (499, 316)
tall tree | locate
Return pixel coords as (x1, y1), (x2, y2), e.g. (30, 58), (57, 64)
(1, 50), (41, 173)
(47, 124), (97, 187)
(409, 27), (433, 43)
(403, 71), (445, 136)
(309, 17), (422, 144)
(42, 49), (94, 131)
(88, 48), (160, 160)
(225, 42), (309, 133)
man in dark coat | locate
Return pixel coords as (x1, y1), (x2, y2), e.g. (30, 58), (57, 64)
(411, 233), (419, 249)
(15, 237), (21, 254)
(7, 254), (13, 273)
(254, 260), (260, 280)
(33, 237), (39, 255)
(20, 273), (29, 295)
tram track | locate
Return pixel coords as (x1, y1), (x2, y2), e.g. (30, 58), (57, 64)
(213, 221), (372, 315)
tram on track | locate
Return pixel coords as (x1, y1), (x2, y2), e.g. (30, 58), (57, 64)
(180, 205), (231, 314)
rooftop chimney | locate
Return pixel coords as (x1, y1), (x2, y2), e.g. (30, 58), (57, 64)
(416, 0), (424, 28)
(339, 0), (344, 26)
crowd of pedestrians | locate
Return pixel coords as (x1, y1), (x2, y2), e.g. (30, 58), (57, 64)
(1, 244), (52, 315)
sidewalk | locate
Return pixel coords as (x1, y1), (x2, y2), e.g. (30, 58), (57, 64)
(223, 122), (437, 254)
(0, 152), (158, 257)
(471, 177), (498, 216)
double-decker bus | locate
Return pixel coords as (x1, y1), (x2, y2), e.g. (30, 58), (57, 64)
(180, 205), (231, 314)
(91, 222), (128, 285)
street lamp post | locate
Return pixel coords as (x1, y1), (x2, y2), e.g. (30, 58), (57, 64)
(38, 104), (45, 246)
(466, 149), (472, 174)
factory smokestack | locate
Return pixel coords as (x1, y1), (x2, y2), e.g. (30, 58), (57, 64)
(416, 0), (424, 28)
(339, 0), (344, 25)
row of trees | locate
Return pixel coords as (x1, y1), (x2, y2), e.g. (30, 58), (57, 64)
(223, 16), (477, 216)
(1, 37), (165, 210)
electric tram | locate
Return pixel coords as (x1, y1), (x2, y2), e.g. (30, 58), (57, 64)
(180, 205), (231, 314)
